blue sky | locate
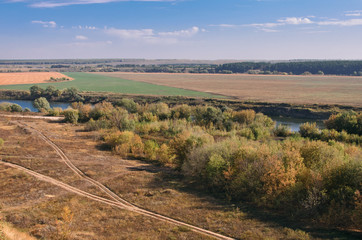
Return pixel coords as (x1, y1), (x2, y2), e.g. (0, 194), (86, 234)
(1, 0), (362, 60)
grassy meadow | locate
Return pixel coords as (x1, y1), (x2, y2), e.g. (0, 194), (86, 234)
(0, 72), (221, 98)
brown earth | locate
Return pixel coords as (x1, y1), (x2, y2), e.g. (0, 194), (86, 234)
(0, 72), (73, 85)
(0, 114), (360, 239)
(94, 72), (362, 106)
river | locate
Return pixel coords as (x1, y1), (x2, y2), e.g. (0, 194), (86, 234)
(0, 99), (71, 112)
(0, 99), (325, 131)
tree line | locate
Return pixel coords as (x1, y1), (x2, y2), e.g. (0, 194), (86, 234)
(217, 60), (362, 75)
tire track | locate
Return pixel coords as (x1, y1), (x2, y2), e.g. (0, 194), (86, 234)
(9, 121), (235, 240)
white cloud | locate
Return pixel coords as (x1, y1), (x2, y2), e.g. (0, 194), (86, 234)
(248, 17), (313, 29)
(158, 26), (199, 37)
(318, 18), (362, 26)
(345, 10), (362, 17)
(277, 17), (313, 25)
(72, 25), (97, 30)
(10, 0), (176, 8)
(105, 28), (155, 39)
(31, 20), (57, 28)
(105, 26), (202, 42)
(209, 24), (239, 28)
(75, 35), (88, 40)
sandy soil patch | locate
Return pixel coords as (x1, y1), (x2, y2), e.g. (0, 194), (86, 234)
(0, 72), (73, 85)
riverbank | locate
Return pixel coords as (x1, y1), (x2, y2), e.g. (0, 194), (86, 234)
(0, 89), (360, 120)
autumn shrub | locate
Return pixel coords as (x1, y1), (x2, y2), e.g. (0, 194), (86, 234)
(0, 102), (12, 111)
(10, 104), (22, 112)
(144, 140), (159, 160)
(322, 159), (362, 226)
(169, 127), (214, 169)
(139, 112), (158, 122)
(115, 98), (138, 113)
(48, 107), (63, 116)
(171, 104), (192, 120)
(149, 103), (170, 120)
(84, 118), (111, 131)
(63, 109), (79, 124)
(107, 107), (135, 131)
(324, 111), (362, 135)
(299, 122), (320, 139)
(232, 109), (256, 124)
(274, 124), (292, 137)
(157, 143), (175, 165)
(89, 101), (114, 120)
(299, 140), (346, 171)
(71, 102), (93, 122)
(104, 131), (144, 157)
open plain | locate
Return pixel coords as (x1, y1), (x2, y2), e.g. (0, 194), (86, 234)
(95, 72), (362, 106)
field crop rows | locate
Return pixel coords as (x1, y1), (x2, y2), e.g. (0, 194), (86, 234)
(95, 72), (362, 106)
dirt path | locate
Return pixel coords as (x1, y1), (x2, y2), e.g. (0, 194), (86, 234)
(0, 114), (64, 121)
(3, 121), (235, 240)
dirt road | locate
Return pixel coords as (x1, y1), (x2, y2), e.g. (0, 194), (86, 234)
(1, 120), (234, 240)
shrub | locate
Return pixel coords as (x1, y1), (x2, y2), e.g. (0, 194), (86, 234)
(107, 107), (135, 131)
(0, 102), (12, 111)
(33, 97), (51, 111)
(171, 104), (192, 120)
(63, 109), (79, 124)
(48, 107), (63, 116)
(84, 118), (111, 131)
(325, 111), (361, 135)
(10, 104), (23, 112)
(169, 128), (214, 169)
(299, 122), (320, 139)
(71, 102), (93, 122)
(144, 140), (159, 160)
(0, 138), (4, 149)
(115, 98), (138, 113)
(274, 124), (292, 137)
(157, 144), (175, 164)
(149, 103), (170, 120)
(232, 109), (256, 124)
(104, 131), (144, 157)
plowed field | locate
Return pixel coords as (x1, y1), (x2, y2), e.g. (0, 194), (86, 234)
(0, 72), (73, 85)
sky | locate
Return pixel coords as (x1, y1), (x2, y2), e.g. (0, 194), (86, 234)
(1, 0), (362, 60)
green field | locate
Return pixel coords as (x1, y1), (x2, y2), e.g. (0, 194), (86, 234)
(0, 72), (221, 98)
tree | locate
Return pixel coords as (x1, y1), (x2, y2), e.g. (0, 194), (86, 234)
(30, 85), (43, 98)
(33, 97), (51, 111)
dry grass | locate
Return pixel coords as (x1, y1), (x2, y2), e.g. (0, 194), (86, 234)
(95, 72), (362, 106)
(1, 116), (359, 239)
(0, 72), (73, 85)
(0, 221), (37, 240)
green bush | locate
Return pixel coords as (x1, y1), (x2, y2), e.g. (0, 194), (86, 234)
(64, 109), (79, 124)
(299, 122), (320, 139)
(274, 124), (292, 137)
(33, 97), (51, 111)
(10, 104), (23, 112)
(325, 111), (362, 135)
(144, 140), (159, 160)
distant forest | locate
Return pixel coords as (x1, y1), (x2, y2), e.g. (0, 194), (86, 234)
(1, 59), (362, 76)
(216, 61), (362, 75)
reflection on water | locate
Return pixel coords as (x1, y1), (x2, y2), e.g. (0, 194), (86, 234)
(272, 116), (325, 132)
(0, 99), (70, 112)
